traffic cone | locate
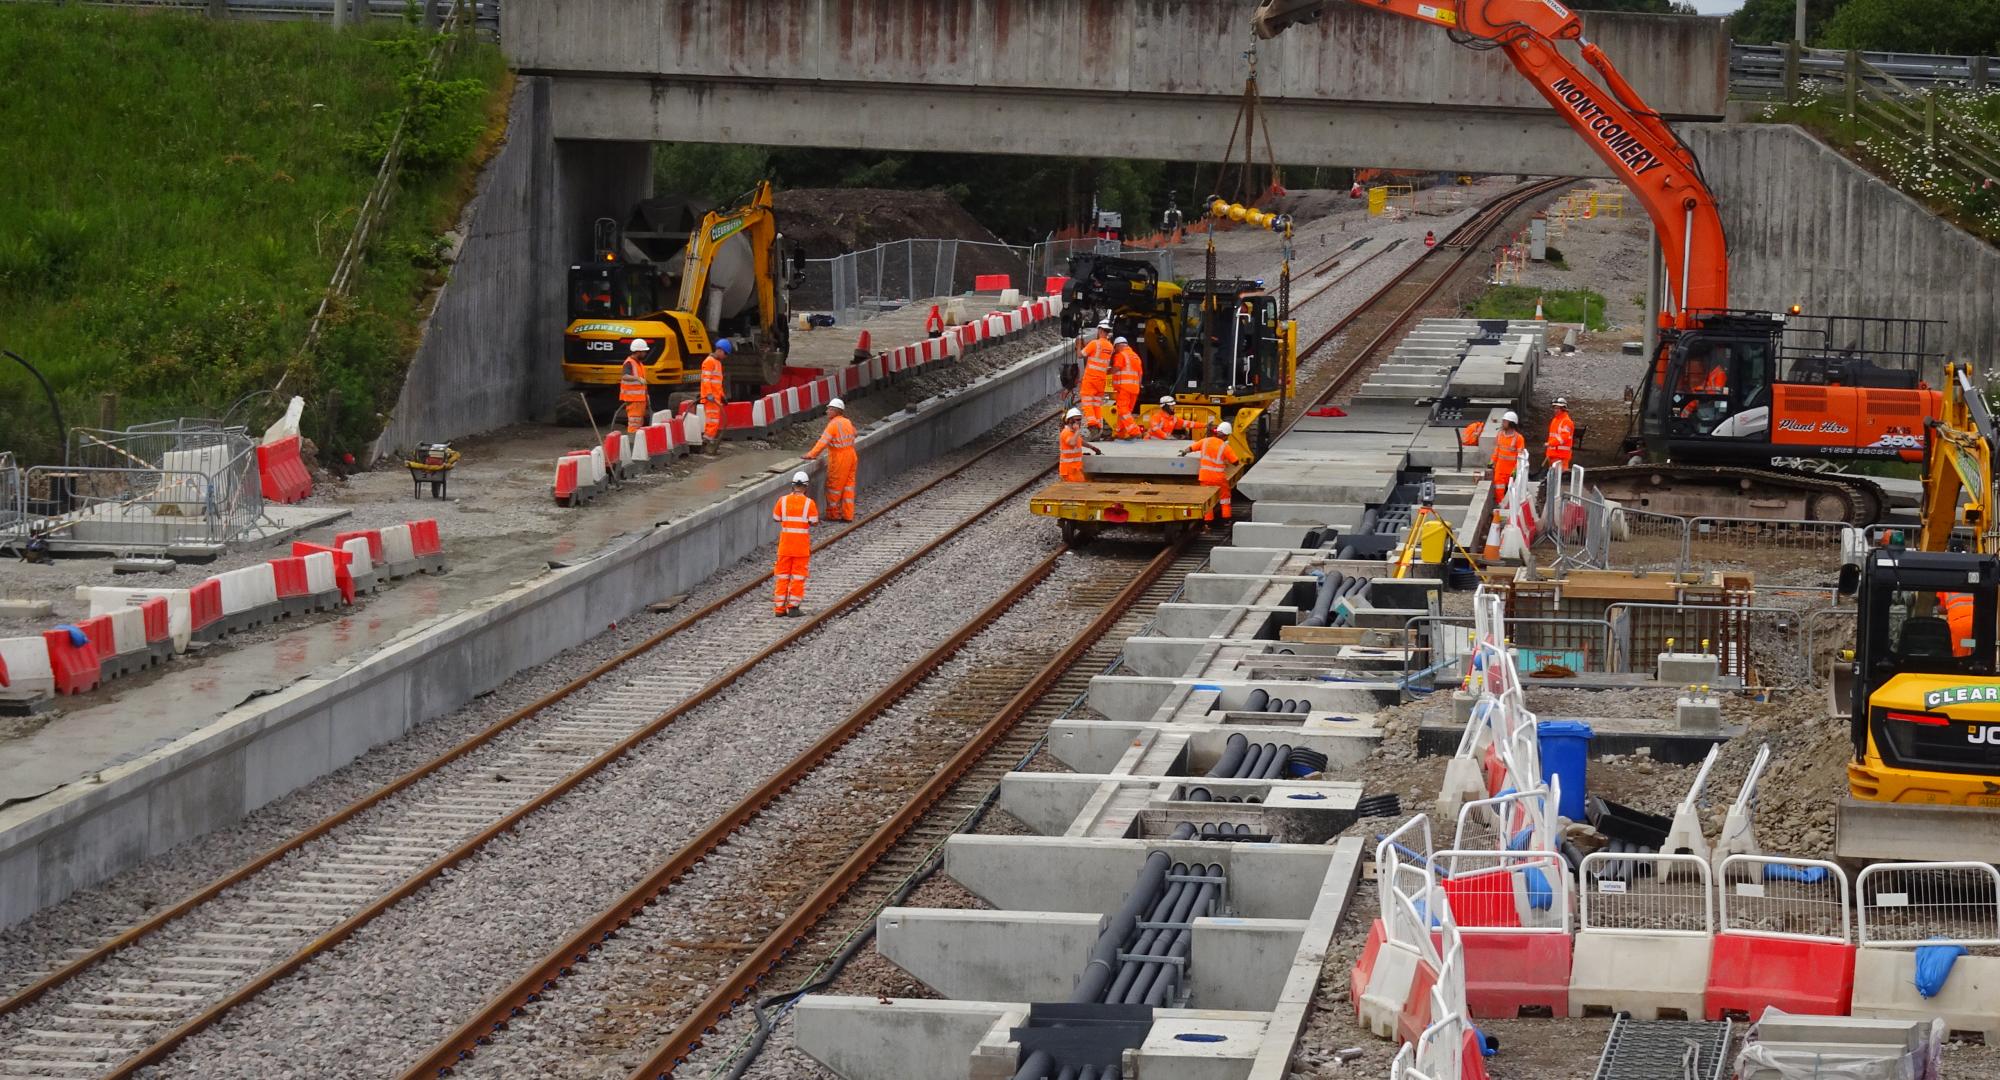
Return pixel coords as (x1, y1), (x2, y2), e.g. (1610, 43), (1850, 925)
(1424, 230), (1437, 249)
(1483, 510), (1504, 562)
(925, 305), (944, 339)
(852, 330), (871, 365)
(1533, 295), (1545, 320)
(1350, 181), (1363, 198)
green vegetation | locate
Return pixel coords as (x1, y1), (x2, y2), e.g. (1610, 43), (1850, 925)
(1468, 286), (1608, 330)
(1727, 0), (1999, 52)
(0, 6), (508, 465)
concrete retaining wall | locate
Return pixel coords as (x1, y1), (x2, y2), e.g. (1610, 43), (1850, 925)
(1688, 123), (1999, 371)
(0, 343), (1065, 930)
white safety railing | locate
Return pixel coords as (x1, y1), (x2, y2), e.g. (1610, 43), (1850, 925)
(1858, 862), (2000, 947)
(1449, 780), (1557, 854)
(1580, 852), (1715, 936)
(1717, 855), (1852, 943)
(1431, 849), (1572, 935)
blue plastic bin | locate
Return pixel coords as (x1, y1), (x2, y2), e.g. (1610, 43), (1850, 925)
(1536, 720), (1594, 820)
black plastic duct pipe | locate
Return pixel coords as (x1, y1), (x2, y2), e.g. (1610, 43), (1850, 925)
(1303, 570), (1343, 627)
(1205, 733), (1250, 778)
(1014, 1050), (1056, 1080)
(1261, 744), (1294, 779)
(1246, 688), (1270, 712)
(1072, 847), (1173, 1004)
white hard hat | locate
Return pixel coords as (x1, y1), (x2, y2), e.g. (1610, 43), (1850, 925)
(1065, 407), (1084, 420)
(1501, 410), (1519, 424)
(1097, 320), (1112, 330)
(828, 397), (845, 411)
(1215, 421), (1232, 435)
(1160, 395), (1176, 406)
(628, 339), (650, 353)
(1554, 396), (1569, 408)
(791, 470), (810, 484)
(1114, 336), (1130, 345)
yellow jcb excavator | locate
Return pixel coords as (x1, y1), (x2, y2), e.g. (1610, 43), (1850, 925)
(1836, 363), (2000, 861)
(561, 181), (804, 413)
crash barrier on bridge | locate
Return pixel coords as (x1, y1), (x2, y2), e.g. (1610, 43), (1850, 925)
(1571, 852), (1715, 1020)
(1706, 854), (1855, 1020)
(1850, 861), (2000, 1042)
(0, 521), (447, 713)
(550, 295), (1062, 504)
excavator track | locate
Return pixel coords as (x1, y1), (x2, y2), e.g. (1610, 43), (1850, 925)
(1588, 463), (1887, 525)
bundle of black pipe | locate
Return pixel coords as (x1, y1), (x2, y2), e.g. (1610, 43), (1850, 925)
(1196, 821), (1253, 839)
(1202, 733), (1296, 779)
(1010, 1051), (1123, 1080)
(1178, 786), (1260, 804)
(1242, 689), (1312, 714)
(1299, 571), (1369, 628)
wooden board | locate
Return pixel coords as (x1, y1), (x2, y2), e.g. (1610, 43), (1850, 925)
(1278, 625), (1374, 644)
(1034, 480), (1216, 506)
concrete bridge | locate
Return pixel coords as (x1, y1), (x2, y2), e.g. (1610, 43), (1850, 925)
(501, 0), (1728, 178)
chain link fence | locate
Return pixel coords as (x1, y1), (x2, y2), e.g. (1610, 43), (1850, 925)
(798, 237), (1177, 326)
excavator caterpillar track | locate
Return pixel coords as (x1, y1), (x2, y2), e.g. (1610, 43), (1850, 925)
(1588, 463), (1886, 525)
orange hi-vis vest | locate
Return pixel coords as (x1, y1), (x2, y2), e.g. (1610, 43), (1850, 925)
(1080, 338), (1113, 392)
(1944, 591), (1975, 656)
(774, 492), (818, 556)
(1493, 429), (1525, 476)
(1545, 411), (1575, 457)
(620, 356), (647, 403)
(701, 354), (726, 403)
(1146, 409), (1184, 439)
(1194, 435), (1238, 483)
(1111, 345), (1143, 395)
(1059, 426), (1087, 481)
(809, 415), (857, 458)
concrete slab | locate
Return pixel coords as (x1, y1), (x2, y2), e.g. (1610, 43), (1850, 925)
(795, 996), (1024, 1080)
(876, 908), (1101, 1002)
(943, 834), (1340, 920)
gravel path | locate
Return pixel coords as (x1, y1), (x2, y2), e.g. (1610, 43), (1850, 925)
(115, 482), (1065, 1079)
(0, 400), (1061, 1002)
(457, 550), (1117, 1078)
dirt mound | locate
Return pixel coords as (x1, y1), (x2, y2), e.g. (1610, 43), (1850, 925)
(774, 188), (1009, 258)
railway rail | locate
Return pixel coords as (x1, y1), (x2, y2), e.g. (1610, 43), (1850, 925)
(0, 415), (1062, 1080)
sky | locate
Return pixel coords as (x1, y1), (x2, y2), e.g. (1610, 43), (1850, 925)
(1688, 0), (1743, 13)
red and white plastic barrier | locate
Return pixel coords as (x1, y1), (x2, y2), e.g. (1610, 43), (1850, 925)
(257, 434), (313, 504)
(0, 636), (55, 698)
(1706, 855), (1854, 1020)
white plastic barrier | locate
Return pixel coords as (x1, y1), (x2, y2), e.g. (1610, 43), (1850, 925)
(80, 586), (192, 654)
(215, 564), (278, 615)
(1358, 815), (1440, 1038)
(1852, 861), (2000, 1040)
(301, 551), (339, 598)
(1571, 852), (1714, 1020)
(0, 636), (55, 696)
(378, 524), (417, 573)
(338, 536), (378, 594)
(101, 606), (148, 659)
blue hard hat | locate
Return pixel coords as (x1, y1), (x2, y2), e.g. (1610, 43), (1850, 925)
(713, 338), (735, 356)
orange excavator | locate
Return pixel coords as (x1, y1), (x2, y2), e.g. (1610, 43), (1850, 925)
(1253, 0), (1944, 522)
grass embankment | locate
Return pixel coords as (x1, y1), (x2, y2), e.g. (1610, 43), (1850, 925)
(0, 6), (508, 465)
(1467, 285), (1608, 330)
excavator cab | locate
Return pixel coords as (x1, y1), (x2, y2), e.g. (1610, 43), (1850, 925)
(1175, 281), (1283, 398)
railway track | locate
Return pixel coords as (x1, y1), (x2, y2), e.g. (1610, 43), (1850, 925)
(1290, 176), (1572, 409)
(403, 536), (1214, 1079)
(0, 416), (1063, 1080)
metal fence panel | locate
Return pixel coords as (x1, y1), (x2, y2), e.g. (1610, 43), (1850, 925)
(1432, 850), (1573, 934)
(1580, 852), (1715, 935)
(1857, 862), (2000, 948)
(1717, 855), (1851, 943)
(1682, 517), (1847, 582)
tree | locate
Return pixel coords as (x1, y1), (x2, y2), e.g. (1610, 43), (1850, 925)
(1821, 0), (2000, 52)
(1725, 0), (1843, 44)
(652, 143), (771, 203)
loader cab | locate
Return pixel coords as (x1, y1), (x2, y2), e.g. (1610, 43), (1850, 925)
(567, 258), (670, 323)
(1844, 546), (2000, 770)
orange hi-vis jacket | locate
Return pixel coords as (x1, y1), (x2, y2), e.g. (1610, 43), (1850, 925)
(774, 492), (818, 556)
(1544, 411), (1575, 460)
(1194, 435), (1238, 483)
(1145, 409), (1185, 439)
(700, 354), (726, 404)
(1944, 591), (1975, 657)
(1492, 429), (1526, 483)
(619, 356), (647, 403)
(1079, 338), (1114, 396)
(1059, 426), (1088, 482)
(1111, 345), (1143, 398)
(808, 415), (856, 459)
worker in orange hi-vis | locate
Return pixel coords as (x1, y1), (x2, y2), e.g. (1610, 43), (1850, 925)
(1058, 407), (1103, 482)
(1543, 396), (1575, 475)
(1490, 410), (1526, 500)
(1179, 420), (1241, 522)
(700, 339), (732, 453)
(619, 339), (652, 433)
(1078, 321), (1114, 432)
(1146, 395), (1187, 440)
(1109, 335), (1144, 433)
(1943, 591), (1975, 657)
(772, 471), (819, 617)
(803, 397), (858, 521)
